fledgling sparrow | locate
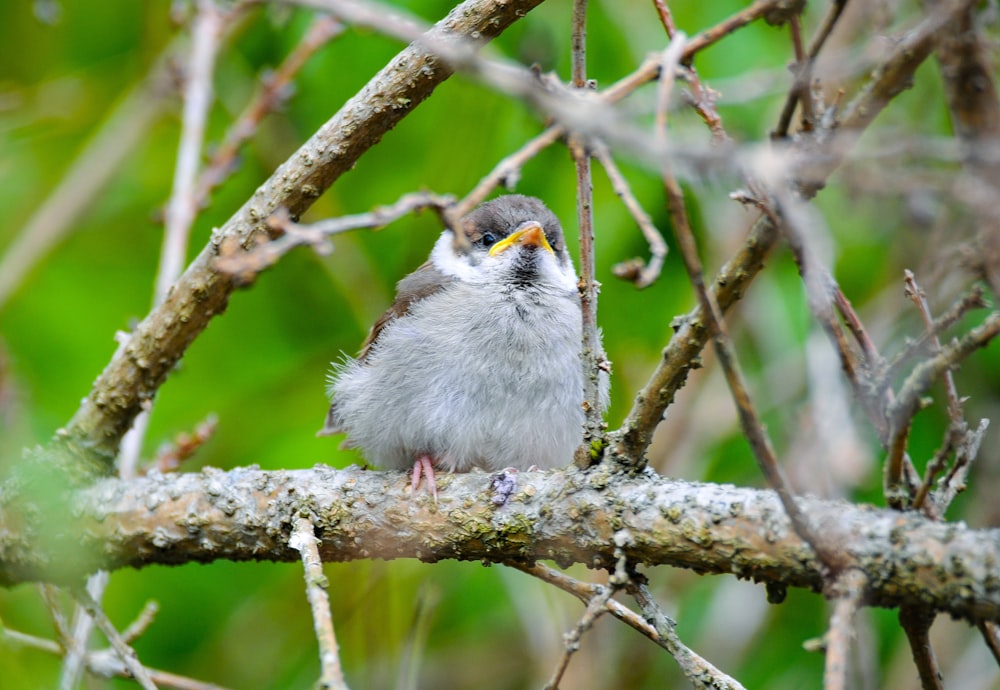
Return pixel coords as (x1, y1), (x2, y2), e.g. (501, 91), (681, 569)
(322, 194), (605, 497)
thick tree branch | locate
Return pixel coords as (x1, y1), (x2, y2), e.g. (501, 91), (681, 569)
(3, 465), (1000, 624)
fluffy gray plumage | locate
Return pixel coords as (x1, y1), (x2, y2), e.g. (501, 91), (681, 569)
(324, 195), (603, 473)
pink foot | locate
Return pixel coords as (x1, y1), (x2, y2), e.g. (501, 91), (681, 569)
(410, 454), (439, 502)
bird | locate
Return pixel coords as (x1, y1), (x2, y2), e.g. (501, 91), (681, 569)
(321, 194), (605, 499)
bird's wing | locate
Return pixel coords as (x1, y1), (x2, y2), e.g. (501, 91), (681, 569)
(319, 261), (454, 438)
(358, 260), (455, 361)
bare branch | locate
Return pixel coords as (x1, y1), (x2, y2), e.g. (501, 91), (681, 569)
(72, 586), (159, 690)
(824, 569), (867, 690)
(885, 311), (1000, 505)
(899, 606), (944, 690)
(290, 517), (349, 690)
(514, 562), (745, 689)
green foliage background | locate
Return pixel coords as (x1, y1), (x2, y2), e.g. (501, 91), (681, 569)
(1, 1), (997, 688)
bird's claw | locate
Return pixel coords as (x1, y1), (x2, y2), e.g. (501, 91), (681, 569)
(411, 455), (439, 503)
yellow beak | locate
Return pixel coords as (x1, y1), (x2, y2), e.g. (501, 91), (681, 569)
(488, 222), (553, 257)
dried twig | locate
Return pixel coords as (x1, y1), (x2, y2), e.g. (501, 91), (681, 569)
(651, 0), (727, 140)
(72, 586), (159, 690)
(196, 16), (345, 205)
(824, 569), (867, 690)
(885, 311), (1000, 506)
(290, 517), (349, 690)
(151, 415), (219, 474)
(899, 606), (944, 690)
(543, 584), (613, 690)
(214, 192), (454, 280)
(568, 0), (607, 464)
(773, 0), (850, 138)
(511, 562), (745, 690)
(596, 142), (668, 289)
(2, 627), (231, 690)
(158, 0), (225, 305)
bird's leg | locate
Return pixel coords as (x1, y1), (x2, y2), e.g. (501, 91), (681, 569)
(411, 454), (439, 502)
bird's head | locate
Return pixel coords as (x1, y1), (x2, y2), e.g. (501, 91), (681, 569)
(430, 195), (577, 291)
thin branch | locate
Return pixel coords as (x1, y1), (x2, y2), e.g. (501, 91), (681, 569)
(72, 587), (159, 690)
(976, 620), (1000, 667)
(885, 311), (1000, 506)
(568, 0), (606, 466)
(151, 414), (219, 474)
(651, 0), (728, 140)
(196, 16), (345, 205)
(773, 0), (849, 138)
(158, 0), (225, 305)
(513, 562), (745, 690)
(290, 517), (349, 690)
(60, 570), (109, 690)
(213, 192), (454, 280)
(543, 583), (613, 690)
(121, 600), (161, 645)
(596, 142), (668, 289)
(904, 270), (964, 422)
(899, 606), (944, 690)
(883, 284), (987, 383)
(451, 125), (564, 218)
(2, 627), (231, 690)
(824, 569), (867, 690)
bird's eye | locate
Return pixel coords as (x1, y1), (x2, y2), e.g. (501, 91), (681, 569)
(480, 232), (497, 247)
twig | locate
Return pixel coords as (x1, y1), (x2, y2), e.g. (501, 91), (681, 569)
(512, 562), (745, 690)
(595, 142), (668, 289)
(824, 569), (868, 690)
(885, 311), (1000, 506)
(904, 270), (964, 422)
(651, 0), (727, 140)
(931, 418), (988, 514)
(567, 0), (607, 465)
(60, 570), (110, 690)
(158, 0), (225, 305)
(451, 126), (565, 219)
(196, 15), (345, 205)
(883, 284), (987, 383)
(682, 0), (793, 59)
(290, 517), (349, 690)
(630, 581), (745, 690)
(121, 601), (161, 644)
(773, 0), (849, 138)
(899, 606), (944, 690)
(3, 627), (231, 690)
(38, 583), (71, 649)
(543, 584), (613, 690)
(787, 15), (816, 131)
(214, 191), (454, 280)
(72, 586), (159, 690)
(976, 620), (1000, 667)
(151, 414), (219, 474)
